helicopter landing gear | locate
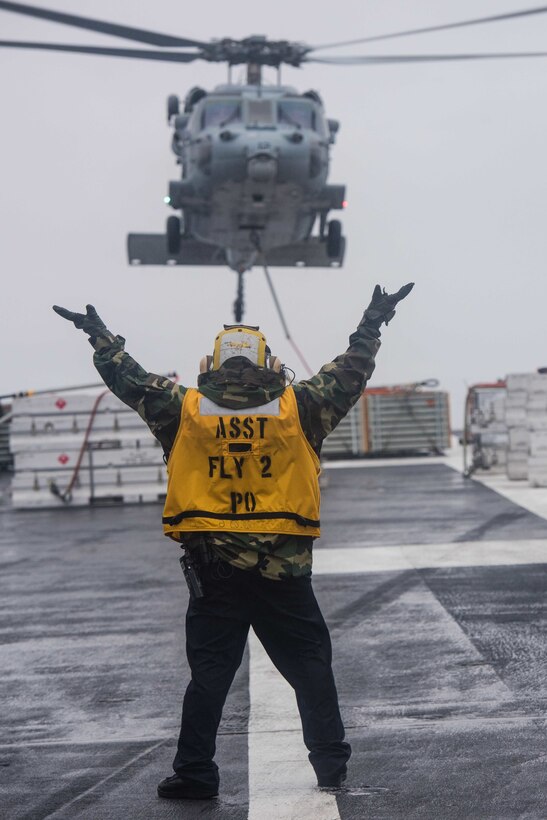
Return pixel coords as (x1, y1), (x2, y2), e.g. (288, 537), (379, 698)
(166, 215), (181, 255)
(167, 94), (179, 122)
(326, 219), (342, 259)
(319, 211), (328, 239)
(233, 270), (245, 323)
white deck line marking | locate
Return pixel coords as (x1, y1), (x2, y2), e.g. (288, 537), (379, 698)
(248, 630), (340, 820)
(313, 539), (547, 575)
(246, 449), (546, 819)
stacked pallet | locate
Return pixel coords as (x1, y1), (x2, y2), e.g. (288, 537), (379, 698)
(9, 383), (451, 507)
(0, 405), (13, 471)
(320, 401), (362, 457)
(504, 372), (547, 485)
(505, 373), (530, 480)
(363, 388), (450, 455)
(527, 374), (547, 487)
(322, 387), (451, 457)
(10, 392), (166, 509)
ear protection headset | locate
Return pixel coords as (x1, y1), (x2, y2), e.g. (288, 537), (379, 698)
(200, 325), (282, 373)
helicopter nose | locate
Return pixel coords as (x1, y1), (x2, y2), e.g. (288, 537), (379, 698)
(247, 153), (277, 183)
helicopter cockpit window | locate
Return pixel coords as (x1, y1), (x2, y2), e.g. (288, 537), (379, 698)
(246, 100), (275, 128)
(278, 100), (315, 130)
(202, 99), (241, 128)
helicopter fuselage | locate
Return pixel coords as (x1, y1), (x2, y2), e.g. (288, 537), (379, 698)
(166, 83), (345, 271)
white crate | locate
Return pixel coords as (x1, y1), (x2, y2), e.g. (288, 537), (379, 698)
(11, 482), (167, 509)
(12, 392), (131, 416)
(9, 429), (158, 454)
(527, 374), (547, 395)
(529, 432), (547, 457)
(508, 427), (529, 451)
(505, 391), (528, 408)
(14, 444), (165, 471)
(527, 395), (547, 413)
(528, 457), (547, 487)
(506, 373), (533, 392)
(527, 413), (547, 431)
(507, 452), (528, 480)
(10, 408), (145, 436)
(506, 407), (527, 427)
(502, 372), (547, 480)
(9, 390), (174, 509)
(12, 464), (167, 491)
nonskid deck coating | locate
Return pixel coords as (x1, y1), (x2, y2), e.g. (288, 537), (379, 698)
(1, 462), (546, 819)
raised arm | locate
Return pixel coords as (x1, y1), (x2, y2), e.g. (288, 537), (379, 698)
(52, 304), (185, 456)
(294, 283), (414, 453)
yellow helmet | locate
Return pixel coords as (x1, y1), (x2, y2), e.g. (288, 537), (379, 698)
(200, 325), (281, 372)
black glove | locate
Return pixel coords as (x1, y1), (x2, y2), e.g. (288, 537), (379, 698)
(362, 282), (414, 327)
(52, 304), (107, 338)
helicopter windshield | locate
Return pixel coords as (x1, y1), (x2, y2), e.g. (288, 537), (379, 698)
(246, 99), (275, 128)
(278, 100), (315, 130)
(202, 99), (241, 128)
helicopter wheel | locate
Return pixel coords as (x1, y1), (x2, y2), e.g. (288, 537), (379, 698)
(326, 219), (342, 259)
(166, 215), (181, 256)
(167, 94), (179, 122)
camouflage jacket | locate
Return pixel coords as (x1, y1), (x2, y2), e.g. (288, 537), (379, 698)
(92, 318), (381, 579)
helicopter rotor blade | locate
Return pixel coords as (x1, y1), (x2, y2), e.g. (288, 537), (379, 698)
(0, 1), (208, 48)
(307, 51), (547, 64)
(0, 41), (203, 62)
(310, 5), (547, 51)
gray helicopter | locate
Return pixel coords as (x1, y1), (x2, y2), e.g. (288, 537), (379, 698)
(3, 2), (547, 320)
(154, 70), (346, 276)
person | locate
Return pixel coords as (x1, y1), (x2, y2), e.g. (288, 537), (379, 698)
(52, 282), (413, 800)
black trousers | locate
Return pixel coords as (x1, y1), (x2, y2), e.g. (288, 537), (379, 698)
(173, 562), (351, 791)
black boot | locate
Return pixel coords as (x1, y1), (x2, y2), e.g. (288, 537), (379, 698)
(157, 774), (218, 800)
(317, 771), (347, 789)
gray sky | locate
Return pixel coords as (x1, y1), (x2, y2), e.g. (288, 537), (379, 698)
(1, 0), (546, 422)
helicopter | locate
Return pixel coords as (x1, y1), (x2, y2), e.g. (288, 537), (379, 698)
(3, 2), (547, 322)
(156, 68), (346, 275)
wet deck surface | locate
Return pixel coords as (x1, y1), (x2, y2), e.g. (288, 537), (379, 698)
(1, 462), (547, 819)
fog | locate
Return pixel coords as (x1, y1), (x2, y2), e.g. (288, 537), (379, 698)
(1, 0), (546, 424)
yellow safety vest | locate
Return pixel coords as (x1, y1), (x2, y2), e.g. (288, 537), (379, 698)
(162, 386), (321, 540)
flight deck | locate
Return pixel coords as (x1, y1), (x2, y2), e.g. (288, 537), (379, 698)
(1, 456), (546, 819)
